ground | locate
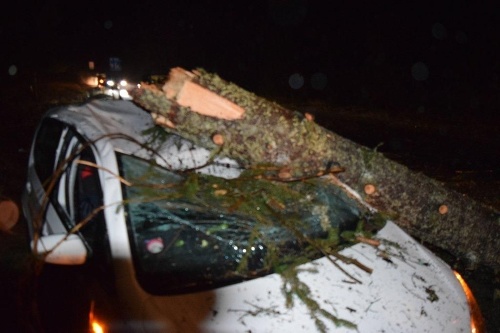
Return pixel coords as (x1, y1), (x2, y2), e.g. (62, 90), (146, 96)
(0, 73), (498, 332)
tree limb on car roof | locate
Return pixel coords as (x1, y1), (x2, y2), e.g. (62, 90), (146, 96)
(130, 67), (500, 270)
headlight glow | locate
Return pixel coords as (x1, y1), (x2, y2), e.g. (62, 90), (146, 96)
(89, 300), (106, 333)
(91, 320), (105, 333)
(454, 271), (485, 333)
(119, 88), (131, 99)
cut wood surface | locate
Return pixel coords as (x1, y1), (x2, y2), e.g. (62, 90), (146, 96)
(131, 67), (500, 270)
(163, 67), (195, 99)
(163, 67), (245, 120)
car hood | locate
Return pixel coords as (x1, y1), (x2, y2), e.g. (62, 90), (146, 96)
(110, 221), (469, 333)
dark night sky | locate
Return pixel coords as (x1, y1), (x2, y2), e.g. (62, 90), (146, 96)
(2, 1), (500, 116)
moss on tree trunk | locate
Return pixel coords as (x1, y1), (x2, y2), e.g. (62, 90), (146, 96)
(131, 69), (342, 180)
(326, 131), (499, 269)
(131, 68), (500, 270)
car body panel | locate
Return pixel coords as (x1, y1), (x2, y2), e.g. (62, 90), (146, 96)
(22, 99), (471, 332)
(96, 221), (468, 333)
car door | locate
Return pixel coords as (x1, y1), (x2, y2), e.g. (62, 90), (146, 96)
(26, 117), (69, 238)
(53, 126), (111, 267)
(33, 119), (90, 238)
(71, 142), (113, 270)
(29, 117), (108, 259)
(27, 119), (103, 331)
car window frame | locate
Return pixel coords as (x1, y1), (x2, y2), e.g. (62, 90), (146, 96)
(33, 118), (108, 257)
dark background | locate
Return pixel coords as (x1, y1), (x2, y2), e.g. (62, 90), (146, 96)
(1, 1), (499, 332)
(2, 1), (500, 109)
(2, 1), (499, 175)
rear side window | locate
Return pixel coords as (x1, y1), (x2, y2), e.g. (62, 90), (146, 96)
(33, 118), (65, 185)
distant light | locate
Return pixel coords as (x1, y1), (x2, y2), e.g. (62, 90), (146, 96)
(106, 80), (115, 87)
(119, 79), (127, 87)
(85, 76), (98, 87)
(311, 72), (328, 90)
(411, 62), (429, 81)
(104, 20), (113, 30)
(432, 23), (447, 40)
(288, 73), (304, 90)
(88, 61), (95, 70)
(119, 89), (132, 100)
(8, 65), (17, 76)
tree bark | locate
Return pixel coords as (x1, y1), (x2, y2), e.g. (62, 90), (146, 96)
(131, 68), (343, 180)
(131, 67), (500, 270)
(327, 134), (499, 270)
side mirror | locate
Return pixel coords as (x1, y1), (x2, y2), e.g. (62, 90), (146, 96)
(31, 234), (88, 265)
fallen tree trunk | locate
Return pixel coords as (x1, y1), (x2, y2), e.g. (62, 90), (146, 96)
(328, 136), (499, 270)
(132, 67), (342, 180)
(131, 67), (500, 270)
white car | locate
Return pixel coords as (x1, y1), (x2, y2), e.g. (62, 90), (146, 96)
(22, 99), (482, 333)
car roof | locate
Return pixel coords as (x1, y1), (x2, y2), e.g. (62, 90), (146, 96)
(45, 98), (243, 177)
(45, 99), (155, 153)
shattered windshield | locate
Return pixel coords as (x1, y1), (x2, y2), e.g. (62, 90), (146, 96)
(118, 152), (368, 295)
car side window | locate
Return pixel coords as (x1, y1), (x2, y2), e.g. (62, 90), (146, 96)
(73, 146), (105, 246)
(33, 118), (66, 186)
(54, 129), (106, 249)
(71, 141), (114, 282)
